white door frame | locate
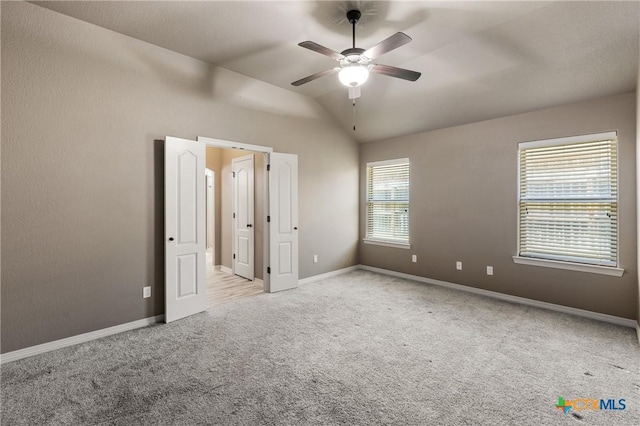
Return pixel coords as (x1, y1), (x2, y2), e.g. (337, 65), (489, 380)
(205, 168), (215, 266)
(198, 136), (272, 291)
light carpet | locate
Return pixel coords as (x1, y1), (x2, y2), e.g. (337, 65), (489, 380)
(2, 270), (639, 425)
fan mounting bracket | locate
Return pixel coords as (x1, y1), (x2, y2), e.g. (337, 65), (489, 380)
(346, 9), (361, 24)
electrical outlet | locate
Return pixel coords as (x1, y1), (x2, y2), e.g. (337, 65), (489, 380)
(411, 255), (417, 263)
(313, 255), (318, 263)
(456, 261), (462, 270)
(486, 266), (493, 276)
(143, 286), (151, 298)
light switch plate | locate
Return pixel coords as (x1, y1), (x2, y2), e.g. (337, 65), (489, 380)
(486, 266), (493, 276)
(143, 286), (151, 298)
(456, 261), (462, 270)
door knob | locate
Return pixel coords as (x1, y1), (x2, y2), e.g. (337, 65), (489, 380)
(247, 224), (253, 228)
(168, 237), (174, 241)
(294, 227), (298, 230)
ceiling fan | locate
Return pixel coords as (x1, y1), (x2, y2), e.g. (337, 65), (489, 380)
(291, 9), (421, 97)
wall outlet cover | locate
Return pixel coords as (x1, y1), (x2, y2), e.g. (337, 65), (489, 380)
(412, 255), (417, 263)
(143, 286), (151, 298)
(456, 261), (462, 270)
(486, 266), (494, 276)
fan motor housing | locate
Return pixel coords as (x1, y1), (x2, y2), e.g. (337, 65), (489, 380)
(341, 47), (365, 57)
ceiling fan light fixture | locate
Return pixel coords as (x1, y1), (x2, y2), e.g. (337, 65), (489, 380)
(292, 9), (420, 91)
(338, 64), (369, 87)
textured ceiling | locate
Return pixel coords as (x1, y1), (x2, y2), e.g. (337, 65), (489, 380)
(31, 1), (639, 142)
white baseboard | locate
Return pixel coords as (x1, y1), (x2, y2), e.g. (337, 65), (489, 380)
(0, 315), (164, 365)
(3, 264), (636, 364)
(215, 265), (232, 274)
(359, 265), (637, 329)
(299, 265), (360, 285)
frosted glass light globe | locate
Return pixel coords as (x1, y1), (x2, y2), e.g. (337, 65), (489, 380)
(338, 64), (369, 87)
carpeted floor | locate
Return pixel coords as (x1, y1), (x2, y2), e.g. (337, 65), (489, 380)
(1, 270), (639, 425)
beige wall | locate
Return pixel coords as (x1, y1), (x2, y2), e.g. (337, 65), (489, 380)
(205, 147), (222, 266)
(1, 2), (359, 353)
(360, 92), (637, 320)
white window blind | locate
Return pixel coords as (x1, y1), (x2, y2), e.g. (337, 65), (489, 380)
(366, 159), (410, 244)
(518, 133), (618, 267)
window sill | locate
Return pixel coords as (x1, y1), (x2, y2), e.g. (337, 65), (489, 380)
(363, 239), (411, 249)
(512, 256), (624, 277)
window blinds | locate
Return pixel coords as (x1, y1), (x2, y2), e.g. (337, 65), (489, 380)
(518, 136), (618, 266)
(366, 160), (410, 243)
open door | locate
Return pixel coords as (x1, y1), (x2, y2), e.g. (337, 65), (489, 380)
(165, 136), (206, 322)
(232, 155), (255, 280)
(268, 153), (298, 292)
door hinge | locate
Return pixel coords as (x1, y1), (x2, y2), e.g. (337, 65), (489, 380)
(233, 253), (236, 259)
(267, 215), (270, 223)
(267, 164), (271, 172)
(233, 212), (236, 219)
(267, 267), (271, 274)
(232, 171), (236, 178)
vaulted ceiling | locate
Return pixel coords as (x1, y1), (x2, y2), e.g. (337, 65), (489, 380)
(32, 1), (639, 142)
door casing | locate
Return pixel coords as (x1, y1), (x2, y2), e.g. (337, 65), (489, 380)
(206, 169), (215, 266)
(198, 137), (273, 291)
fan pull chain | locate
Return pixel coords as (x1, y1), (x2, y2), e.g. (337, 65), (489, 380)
(352, 99), (356, 131)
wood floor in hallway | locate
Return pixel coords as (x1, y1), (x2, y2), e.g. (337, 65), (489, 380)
(207, 269), (264, 306)
(206, 251), (263, 307)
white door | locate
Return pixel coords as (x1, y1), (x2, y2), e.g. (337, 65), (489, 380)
(232, 155), (254, 280)
(165, 137), (206, 322)
(268, 153), (298, 292)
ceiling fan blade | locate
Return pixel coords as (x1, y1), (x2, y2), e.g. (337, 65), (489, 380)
(298, 41), (344, 60)
(363, 32), (412, 60)
(291, 68), (339, 86)
(370, 64), (421, 82)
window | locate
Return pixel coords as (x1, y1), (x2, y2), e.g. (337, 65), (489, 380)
(365, 158), (410, 248)
(514, 131), (622, 276)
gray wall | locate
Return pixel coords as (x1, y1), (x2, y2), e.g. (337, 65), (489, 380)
(1, 2), (359, 353)
(360, 92), (637, 320)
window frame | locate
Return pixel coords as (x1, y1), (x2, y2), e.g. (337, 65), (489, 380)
(513, 131), (623, 277)
(364, 158), (411, 249)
